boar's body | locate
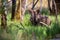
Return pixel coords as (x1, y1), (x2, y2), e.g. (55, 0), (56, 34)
(28, 9), (51, 26)
(29, 10), (38, 25)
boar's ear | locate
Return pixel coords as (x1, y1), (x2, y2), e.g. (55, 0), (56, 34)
(36, 9), (40, 13)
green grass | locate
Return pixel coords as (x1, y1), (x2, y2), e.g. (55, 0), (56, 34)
(0, 12), (60, 40)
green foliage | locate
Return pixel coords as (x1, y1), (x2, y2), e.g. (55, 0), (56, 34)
(41, 8), (50, 15)
(0, 12), (60, 40)
(22, 13), (60, 40)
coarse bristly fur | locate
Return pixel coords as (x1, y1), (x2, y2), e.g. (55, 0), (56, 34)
(28, 9), (51, 26)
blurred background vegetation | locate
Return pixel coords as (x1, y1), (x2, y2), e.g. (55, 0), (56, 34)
(0, 9), (60, 40)
(0, 0), (60, 40)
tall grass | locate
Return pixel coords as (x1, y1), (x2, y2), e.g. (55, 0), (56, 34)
(19, 13), (60, 40)
(0, 12), (60, 40)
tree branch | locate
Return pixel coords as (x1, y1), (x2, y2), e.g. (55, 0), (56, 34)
(32, 0), (39, 10)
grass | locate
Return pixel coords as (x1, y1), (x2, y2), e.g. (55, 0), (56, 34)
(0, 12), (60, 40)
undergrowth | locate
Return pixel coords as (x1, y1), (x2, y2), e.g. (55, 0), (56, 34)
(0, 12), (60, 40)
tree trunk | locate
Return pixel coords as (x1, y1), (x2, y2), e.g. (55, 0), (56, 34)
(48, 0), (58, 15)
(21, 0), (26, 21)
(40, 0), (42, 13)
(15, 0), (20, 21)
(48, 0), (52, 14)
(15, 0), (26, 21)
(32, 0), (35, 10)
(1, 14), (7, 29)
(11, 0), (16, 20)
(53, 0), (58, 23)
(32, 0), (39, 10)
(1, 0), (7, 29)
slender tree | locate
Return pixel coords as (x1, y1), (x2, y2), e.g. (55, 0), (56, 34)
(48, 0), (58, 22)
(53, 0), (58, 23)
(15, 0), (20, 21)
(32, 0), (39, 10)
(40, 0), (42, 13)
(48, 0), (52, 13)
(48, 0), (58, 15)
(11, 0), (16, 20)
(21, 0), (26, 21)
(1, 0), (7, 29)
(15, 0), (26, 21)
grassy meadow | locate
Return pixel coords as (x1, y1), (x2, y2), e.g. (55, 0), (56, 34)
(0, 10), (60, 40)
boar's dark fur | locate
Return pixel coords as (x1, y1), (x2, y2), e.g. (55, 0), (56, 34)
(28, 9), (51, 26)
